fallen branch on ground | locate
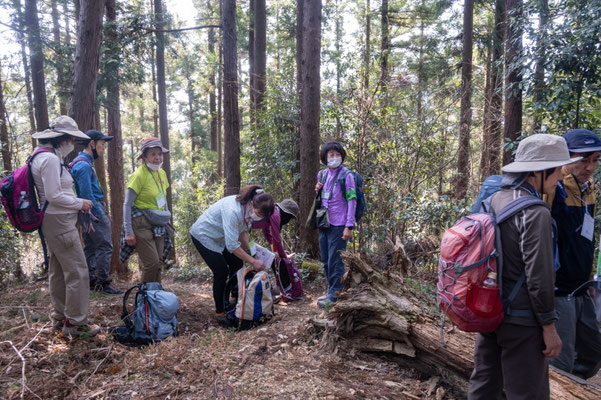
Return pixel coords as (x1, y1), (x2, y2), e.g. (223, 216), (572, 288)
(309, 245), (601, 398)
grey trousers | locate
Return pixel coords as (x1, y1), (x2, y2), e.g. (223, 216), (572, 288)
(41, 213), (90, 325)
(550, 293), (601, 379)
(468, 322), (549, 400)
(83, 203), (113, 285)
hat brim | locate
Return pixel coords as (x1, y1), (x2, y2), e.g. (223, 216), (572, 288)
(276, 204), (297, 218)
(137, 145), (169, 160)
(32, 128), (89, 140)
(502, 157), (582, 173)
(569, 146), (601, 153)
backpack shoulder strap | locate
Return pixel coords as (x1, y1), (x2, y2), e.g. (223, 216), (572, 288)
(320, 169), (328, 184)
(495, 196), (548, 224)
(121, 284), (142, 322)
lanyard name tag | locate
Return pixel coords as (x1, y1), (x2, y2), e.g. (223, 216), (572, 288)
(581, 213), (594, 241)
(322, 192), (331, 200)
(156, 193), (166, 209)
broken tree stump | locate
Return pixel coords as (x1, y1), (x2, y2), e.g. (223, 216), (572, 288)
(309, 248), (601, 398)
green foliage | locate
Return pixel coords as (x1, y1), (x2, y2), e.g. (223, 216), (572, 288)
(0, 211), (23, 287)
(172, 148), (224, 272)
(525, 0), (601, 131)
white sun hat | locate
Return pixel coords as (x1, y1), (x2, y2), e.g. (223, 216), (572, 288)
(502, 134), (582, 173)
(32, 115), (89, 140)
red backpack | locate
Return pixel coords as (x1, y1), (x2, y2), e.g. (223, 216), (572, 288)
(0, 148), (52, 232)
(437, 195), (546, 334)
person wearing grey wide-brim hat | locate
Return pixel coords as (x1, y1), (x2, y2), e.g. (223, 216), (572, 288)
(547, 128), (601, 379)
(251, 198), (299, 259)
(469, 134), (579, 400)
(29, 116), (101, 337)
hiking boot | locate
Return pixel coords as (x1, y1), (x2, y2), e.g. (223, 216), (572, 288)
(101, 284), (123, 295)
(317, 294), (328, 301)
(61, 320), (102, 338)
(317, 297), (336, 309)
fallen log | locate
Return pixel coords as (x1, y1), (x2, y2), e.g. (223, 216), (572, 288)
(309, 247), (601, 398)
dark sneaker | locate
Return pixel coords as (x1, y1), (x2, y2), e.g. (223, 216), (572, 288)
(52, 318), (64, 331)
(215, 313), (229, 326)
(317, 297), (336, 309)
(317, 294), (328, 301)
(62, 321), (102, 338)
(101, 284), (123, 295)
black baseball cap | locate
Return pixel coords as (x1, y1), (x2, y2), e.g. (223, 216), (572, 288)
(563, 129), (601, 153)
(84, 129), (114, 143)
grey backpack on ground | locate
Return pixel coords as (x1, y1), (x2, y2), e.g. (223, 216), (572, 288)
(111, 282), (178, 345)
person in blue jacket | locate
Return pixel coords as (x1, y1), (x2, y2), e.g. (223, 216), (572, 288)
(71, 130), (122, 294)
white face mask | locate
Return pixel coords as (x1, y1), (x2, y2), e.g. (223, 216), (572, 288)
(250, 209), (263, 221)
(58, 141), (75, 158)
(146, 162), (163, 171)
(327, 157), (342, 169)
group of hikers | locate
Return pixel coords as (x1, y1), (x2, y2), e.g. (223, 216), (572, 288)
(467, 130), (601, 399)
(26, 116), (356, 338)
(19, 114), (601, 397)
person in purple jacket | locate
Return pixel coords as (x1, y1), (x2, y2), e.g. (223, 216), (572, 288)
(315, 141), (357, 308)
(251, 199), (299, 259)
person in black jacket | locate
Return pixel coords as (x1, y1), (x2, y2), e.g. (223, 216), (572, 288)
(549, 129), (601, 379)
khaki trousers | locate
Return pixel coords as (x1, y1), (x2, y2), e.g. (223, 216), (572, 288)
(41, 213), (90, 325)
(132, 216), (163, 283)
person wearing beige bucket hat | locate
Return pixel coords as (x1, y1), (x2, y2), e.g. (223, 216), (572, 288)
(29, 115), (101, 338)
(468, 134), (580, 399)
(120, 137), (173, 284)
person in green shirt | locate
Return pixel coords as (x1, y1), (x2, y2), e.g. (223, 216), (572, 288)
(123, 137), (172, 283)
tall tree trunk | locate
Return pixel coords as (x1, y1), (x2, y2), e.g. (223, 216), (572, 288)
(208, 0), (217, 152)
(487, 0), (505, 176)
(51, 0), (68, 115)
(254, 0), (266, 113)
(531, 0), (548, 132)
(455, 0), (474, 200)
(335, 0), (342, 137)
(380, 0), (389, 94)
(0, 69), (12, 173)
(503, 0), (523, 166)
(479, 42), (492, 183)
(69, 0), (104, 134)
(248, 0), (255, 123)
(12, 0), (36, 147)
(105, 0), (127, 276)
(24, 0), (49, 133)
(92, 108), (107, 196)
(298, 0), (322, 257)
(150, 0), (159, 138)
(222, 0), (241, 196)
(153, 0), (172, 208)
(363, 0), (370, 90)
(218, 22), (224, 179)
(293, 0), (304, 203)
(186, 67), (197, 162)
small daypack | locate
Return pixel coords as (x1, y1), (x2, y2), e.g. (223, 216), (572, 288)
(437, 195), (547, 334)
(1, 148), (52, 232)
(225, 266), (274, 330)
(272, 257), (303, 302)
(320, 167), (367, 223)
(112, 282), (178, 345)
(471, 175), (505, 213)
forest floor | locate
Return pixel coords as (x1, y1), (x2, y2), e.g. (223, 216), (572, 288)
(1, 268), (600, 399)
(0, 269), (461, 400)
